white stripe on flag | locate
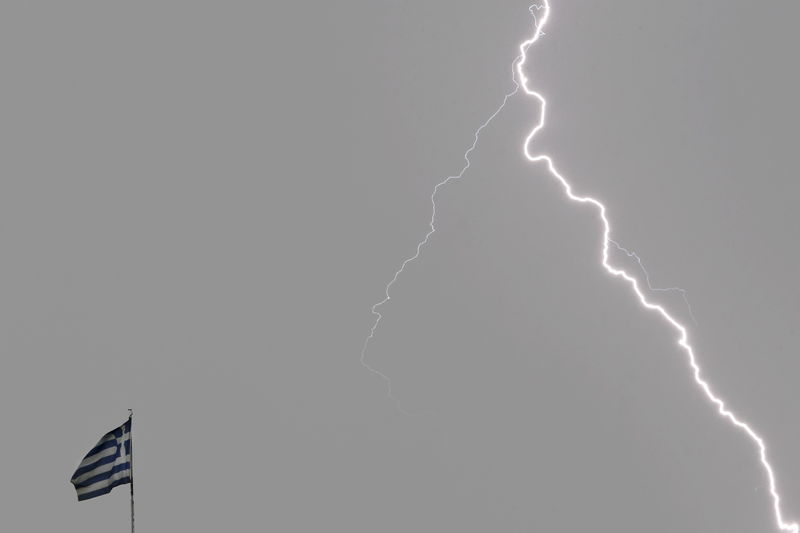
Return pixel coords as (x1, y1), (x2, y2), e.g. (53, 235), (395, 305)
(75, 469), (131, 497)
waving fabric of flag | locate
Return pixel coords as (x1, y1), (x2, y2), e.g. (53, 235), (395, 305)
(70, 419), (132, 501)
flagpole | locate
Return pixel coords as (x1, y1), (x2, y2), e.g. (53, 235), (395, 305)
(128, 409), (134, 533)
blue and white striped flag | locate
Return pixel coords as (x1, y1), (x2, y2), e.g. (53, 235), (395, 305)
(70, 418), (132, 501)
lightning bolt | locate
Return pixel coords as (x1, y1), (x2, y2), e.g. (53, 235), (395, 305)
(361, 2), (798, 531)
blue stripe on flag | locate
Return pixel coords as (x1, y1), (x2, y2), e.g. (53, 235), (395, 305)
(83, 437), (119, 459)
(77, 476), (132, 501)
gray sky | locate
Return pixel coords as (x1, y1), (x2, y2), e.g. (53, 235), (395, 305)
(2, 1), (799, 531)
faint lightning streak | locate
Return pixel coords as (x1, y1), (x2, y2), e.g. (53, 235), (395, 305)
(359, 60), (521, 412)
(609, 238), (698, 325)
(519, 2), (797, 531)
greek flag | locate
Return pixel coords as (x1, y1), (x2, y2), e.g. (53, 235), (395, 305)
(70, 418), (132, 501)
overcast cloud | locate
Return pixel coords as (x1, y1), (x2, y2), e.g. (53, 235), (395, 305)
(1, 1), (798, 532)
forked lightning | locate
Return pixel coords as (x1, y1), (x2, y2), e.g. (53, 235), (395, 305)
(361, 3), (797, 531)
